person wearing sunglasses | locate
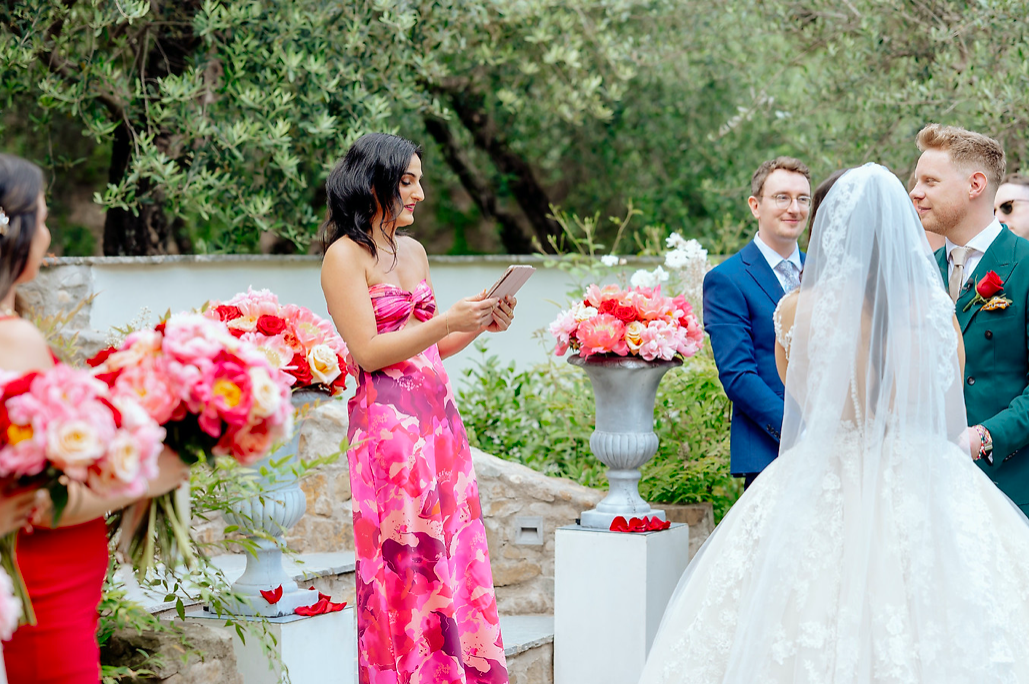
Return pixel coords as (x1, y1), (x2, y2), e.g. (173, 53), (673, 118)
(995, 173), (1029, 239)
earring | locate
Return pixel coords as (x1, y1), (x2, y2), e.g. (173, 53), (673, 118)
(0, 208), (8, 236)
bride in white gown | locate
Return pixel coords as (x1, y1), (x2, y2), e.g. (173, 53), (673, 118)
(639, 163), (1029, 684)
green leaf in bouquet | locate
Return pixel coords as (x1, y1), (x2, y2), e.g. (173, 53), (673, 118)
(47, 480), (69, 528)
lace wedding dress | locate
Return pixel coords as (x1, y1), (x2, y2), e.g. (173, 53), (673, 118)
(639, 165), (1029, 684)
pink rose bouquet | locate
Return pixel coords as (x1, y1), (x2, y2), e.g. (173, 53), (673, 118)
(549, 284), (704, 362)
(203, 288), (349, 396)
(0, 364), (164, 624)
(88, 312), (294, 577)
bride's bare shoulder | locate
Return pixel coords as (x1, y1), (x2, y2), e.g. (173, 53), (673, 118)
(774, 289), (801, 327)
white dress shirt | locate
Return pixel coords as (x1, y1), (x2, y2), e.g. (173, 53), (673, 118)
(754, 234), (803, 290)
(945, 218), (1004, 285)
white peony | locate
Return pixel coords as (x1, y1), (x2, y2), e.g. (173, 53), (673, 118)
(46, 420), (105, 478)
(572, 303), (599, 322)
(106, 433), (142, 483)
(307, 344), (342, 385)
(249, 367), (284, 418)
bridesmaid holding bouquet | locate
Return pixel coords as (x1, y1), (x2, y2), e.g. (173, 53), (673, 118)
(0, 154), (188, 684)
(321, 133), (514, 684)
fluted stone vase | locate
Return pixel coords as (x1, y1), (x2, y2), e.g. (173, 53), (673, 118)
(223, 389), (327, 617)
(568, 355), (681, 530)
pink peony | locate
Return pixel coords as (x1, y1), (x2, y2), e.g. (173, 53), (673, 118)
(635, 292), (676, 322)
(114, 360), (181, 425)
(639, 319), (679, 361)
(196, 353), (254, 436)
(548, 309), (580, 356)
(216, 421), (275, 465)
(162, 314), (232, 365)
(576, 314), (629, 358)
(584, 284), (622, 309)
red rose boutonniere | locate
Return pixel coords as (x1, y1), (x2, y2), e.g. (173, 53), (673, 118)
(963, 271), (1012, 312)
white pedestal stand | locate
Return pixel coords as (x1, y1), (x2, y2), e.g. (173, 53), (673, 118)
(554, 523), (690, 684)
(186, 606), (356, 684)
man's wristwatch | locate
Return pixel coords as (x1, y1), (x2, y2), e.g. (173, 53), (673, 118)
(974, 424), (994, 465)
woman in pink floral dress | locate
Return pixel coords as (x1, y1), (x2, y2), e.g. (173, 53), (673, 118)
(320, 133), (515, 684)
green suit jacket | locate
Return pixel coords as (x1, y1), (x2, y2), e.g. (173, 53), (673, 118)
(936, 227), (1029, 514)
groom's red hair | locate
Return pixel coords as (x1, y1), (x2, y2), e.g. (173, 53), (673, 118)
(916, 123), (1006, 188)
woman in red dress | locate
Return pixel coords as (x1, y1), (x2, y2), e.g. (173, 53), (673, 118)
(0, 153), (188, 683)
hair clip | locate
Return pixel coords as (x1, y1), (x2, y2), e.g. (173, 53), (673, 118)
(0, 208), (8, 237)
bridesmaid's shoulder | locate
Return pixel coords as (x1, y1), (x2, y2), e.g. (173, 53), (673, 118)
(0, 318), (51, 370)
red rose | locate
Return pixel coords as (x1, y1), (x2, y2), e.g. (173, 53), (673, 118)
(212, 305), (243, 322)
(256, 315), (287, 336)
(86, 347), (115, 368)
(155, 322), (167, 336)
(229, 328), (245, 339)
(290, 352), (313, 386)
(976, 271), (1004, 299)
(613, 304), (637, 323)
(599, 299), (618, 315)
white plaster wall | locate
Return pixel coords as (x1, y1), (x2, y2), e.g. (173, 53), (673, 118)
(73, 255), (645, 386)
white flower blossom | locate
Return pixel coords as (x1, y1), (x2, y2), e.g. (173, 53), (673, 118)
(600, 255), (620, 267)
(630, 267), (669, 289)
(572, 303), (599, 322)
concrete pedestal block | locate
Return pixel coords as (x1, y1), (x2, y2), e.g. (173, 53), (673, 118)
(554, 523), (690, 684)
(186, 605), (356, 684)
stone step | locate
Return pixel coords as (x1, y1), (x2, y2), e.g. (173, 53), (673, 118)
(125, 552), (555, 683)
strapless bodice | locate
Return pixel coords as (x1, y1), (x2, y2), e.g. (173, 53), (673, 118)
(368, 279), (437, 334)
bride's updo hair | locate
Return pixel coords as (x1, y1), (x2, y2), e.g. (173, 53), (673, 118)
(807, 168), (851, 243)
(0, 154), (45, 302)
(321, 133), (422, 260)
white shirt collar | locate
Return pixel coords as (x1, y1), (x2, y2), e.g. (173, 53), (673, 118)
(754, 233), (802, 271)
(945, 218), (1004, 261)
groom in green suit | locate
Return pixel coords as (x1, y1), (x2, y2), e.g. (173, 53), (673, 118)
(911, 123), (1029, 515)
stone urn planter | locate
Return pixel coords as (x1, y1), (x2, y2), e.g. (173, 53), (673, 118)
(222, 389), (327, 617)
(568, 355), (681, 530)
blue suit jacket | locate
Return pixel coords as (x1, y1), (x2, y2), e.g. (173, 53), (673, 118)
(703, 241), (803, 475)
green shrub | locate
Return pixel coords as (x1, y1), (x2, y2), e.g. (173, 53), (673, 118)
(458, 342), (741, 521)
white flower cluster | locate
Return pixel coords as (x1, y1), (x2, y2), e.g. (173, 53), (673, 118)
(664, 232), (709, 310)
(630, 266), (669, 290)
(664, 233), (708, 271)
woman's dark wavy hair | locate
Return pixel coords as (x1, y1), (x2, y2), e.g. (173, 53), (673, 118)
(0, 154), (44, 303)
(321, 133), (422, 260)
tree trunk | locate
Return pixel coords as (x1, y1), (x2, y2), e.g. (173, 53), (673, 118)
(102, 2), (202, 255)
(423, 117), (535, 254)
(435, 82), (562, 253)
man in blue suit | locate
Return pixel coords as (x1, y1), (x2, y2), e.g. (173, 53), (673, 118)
(703, 157), (811, 488)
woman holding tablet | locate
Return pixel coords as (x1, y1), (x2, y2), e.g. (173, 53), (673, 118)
(320, 133), (517, 684)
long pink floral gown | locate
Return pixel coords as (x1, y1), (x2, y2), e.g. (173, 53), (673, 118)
(346, 279), (508, 684)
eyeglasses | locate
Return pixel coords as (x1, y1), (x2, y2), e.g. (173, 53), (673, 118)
(763, 193), (812, 210)
(998, 199), (1029, 215)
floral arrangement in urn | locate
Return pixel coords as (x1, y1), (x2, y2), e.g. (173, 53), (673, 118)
(549, 232), (707, 362)
(204, 288), (349, 395)
(89, 312), (294, 577)
(549, 284), (704, 361)
(0, 364), (165, 621)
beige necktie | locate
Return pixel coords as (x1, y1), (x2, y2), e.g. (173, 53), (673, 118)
(949, 246), (973, 303)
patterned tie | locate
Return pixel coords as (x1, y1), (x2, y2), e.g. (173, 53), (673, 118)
(949, 246), (972, 303)
(775, 260), (800, 293)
